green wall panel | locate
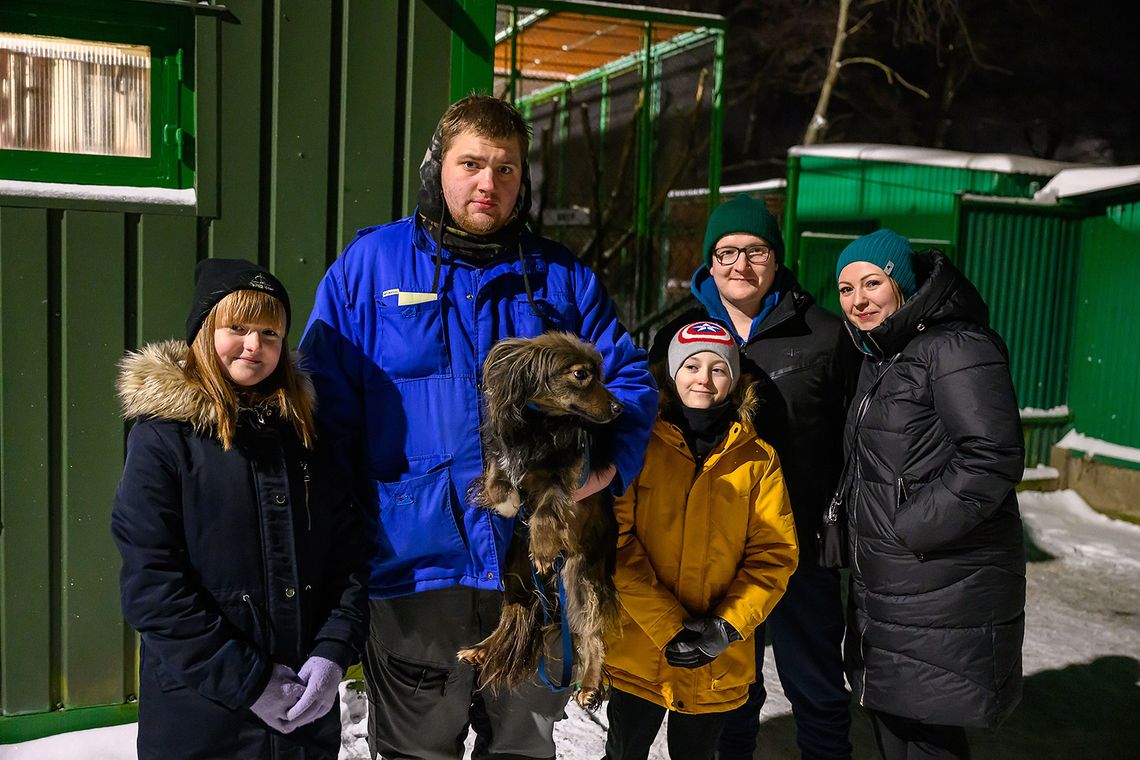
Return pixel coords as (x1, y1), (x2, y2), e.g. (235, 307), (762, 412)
(59, 211), (129, 708)
(138, 215), (198, 346)
(958, 204), (1080, 410)
(206, 0), (265, 258)
(269, 0), (333, 320)
(0, 207), (54, 716)
(449, 0), (496, 102)
(403, 1), (453, 217)
(338, 0), (402, 245)
(1068, 202), (1140, 447)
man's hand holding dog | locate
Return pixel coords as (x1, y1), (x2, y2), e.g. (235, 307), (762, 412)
(572, 464), (617, 502)
(664, 618), (742, 669)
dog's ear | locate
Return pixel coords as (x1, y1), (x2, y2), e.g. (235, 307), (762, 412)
(482, 337), (540, 432)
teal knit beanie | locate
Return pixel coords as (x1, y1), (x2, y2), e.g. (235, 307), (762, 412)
(835, 229), (917, 298)
(702, 195), (784, 267)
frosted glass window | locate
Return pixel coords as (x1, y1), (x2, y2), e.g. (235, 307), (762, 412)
(0, 33), (150, 158)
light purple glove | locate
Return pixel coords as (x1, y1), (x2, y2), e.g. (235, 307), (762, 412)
(250, 663), (305, 733)
(282, 655), (344, 730)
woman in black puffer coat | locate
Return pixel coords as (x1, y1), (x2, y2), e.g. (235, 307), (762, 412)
(833, 230), (1025, 759)
(112, 260), (369, 760)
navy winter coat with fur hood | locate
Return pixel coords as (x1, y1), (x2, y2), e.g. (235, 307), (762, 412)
(111, 341), (369, 760)
(843, 251), (1025, 728)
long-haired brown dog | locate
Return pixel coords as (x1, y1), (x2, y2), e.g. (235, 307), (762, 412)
(458, 332), (623, 711)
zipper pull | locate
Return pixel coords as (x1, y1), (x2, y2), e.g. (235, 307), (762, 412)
(301, 460), (312, 531)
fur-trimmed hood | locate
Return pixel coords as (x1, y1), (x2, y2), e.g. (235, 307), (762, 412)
(116, 339), (314, 434)
(656, 372), (760, 426)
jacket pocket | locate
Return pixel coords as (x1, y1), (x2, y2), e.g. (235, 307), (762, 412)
(376, 464), (466, 565)
(213, 588), (264, 647)
(379, 298), (450, 379)
(141, 643), (185, 693)
(511, 293), (580, 337)
(895, 477), (909, 509)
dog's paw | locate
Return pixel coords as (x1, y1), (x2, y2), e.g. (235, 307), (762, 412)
(574, 686), (605, 712)
(457, 646), (486, 667)
(490, 489), (521, 518)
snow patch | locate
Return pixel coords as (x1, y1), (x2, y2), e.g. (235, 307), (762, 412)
(1020, 405), (1070, 420)
(1055, 430), (1140, 465)
(787, 143), (1080, 176)
(1019, 489), (1140, 572)
(1033, 165), (1140, 202)
(1022, 464), (1060, 481)
(667, 178), (786, 199)
(0, 179), (196, 206)
(0, 722), (136, 760)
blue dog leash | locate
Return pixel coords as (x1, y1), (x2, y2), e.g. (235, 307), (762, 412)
(530, 553), (574, 691)
(515, 407), (592, 691)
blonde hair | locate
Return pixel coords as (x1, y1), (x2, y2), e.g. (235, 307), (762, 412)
(182, 289), (314, 450)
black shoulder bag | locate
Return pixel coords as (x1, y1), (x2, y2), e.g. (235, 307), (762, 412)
(818, 353), (900, 569)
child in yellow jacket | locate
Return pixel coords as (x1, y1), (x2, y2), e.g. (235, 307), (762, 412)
(603, 322), (799, 760)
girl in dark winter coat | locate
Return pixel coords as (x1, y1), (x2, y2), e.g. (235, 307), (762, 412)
(834, 230), (1025, 759)
(112, 259), (369, 760)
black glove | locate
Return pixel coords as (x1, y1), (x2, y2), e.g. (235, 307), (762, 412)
(664, 617), (741, 669)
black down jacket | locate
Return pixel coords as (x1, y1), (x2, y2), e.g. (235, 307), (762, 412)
(111, 341), (369, 760)
(651, 271), (858, 564)
(842, 252), (1025, 727)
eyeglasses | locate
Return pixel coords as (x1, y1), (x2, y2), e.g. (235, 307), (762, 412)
(712, 244), (774, 266)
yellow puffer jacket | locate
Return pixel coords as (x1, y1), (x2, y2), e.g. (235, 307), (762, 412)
(604, 387), (798, 714)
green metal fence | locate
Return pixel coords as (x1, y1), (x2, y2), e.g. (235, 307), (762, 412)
(784, 146), (1073, 275)
(497, 1), (726, 326)
(1067, 199), (1140, 448)
(957, 198), (1083, 411)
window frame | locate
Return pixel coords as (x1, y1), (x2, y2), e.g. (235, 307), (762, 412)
(0, 0), (194, 189)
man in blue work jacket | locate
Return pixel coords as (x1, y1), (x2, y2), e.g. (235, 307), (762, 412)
(301, 94), (656, 760)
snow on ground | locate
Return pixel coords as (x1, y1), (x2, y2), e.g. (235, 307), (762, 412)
(3, 489), (1138, 760)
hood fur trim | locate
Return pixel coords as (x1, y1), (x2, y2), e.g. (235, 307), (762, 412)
(658, 372), (760, 423)
(117, 340), (315, 434)
(118, 340), (217, 430)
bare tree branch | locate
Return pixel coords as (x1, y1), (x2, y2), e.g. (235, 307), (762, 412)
(802, 0), (854, 145)
(839, 56), (931, 97)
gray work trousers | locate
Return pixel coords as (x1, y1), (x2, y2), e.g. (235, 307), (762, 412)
(364, 586), (570, 760)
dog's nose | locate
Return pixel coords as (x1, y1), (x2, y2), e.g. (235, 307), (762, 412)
(609, 399), (623, 416)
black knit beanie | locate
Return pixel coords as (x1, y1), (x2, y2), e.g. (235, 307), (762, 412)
(185, 259), (290, 345)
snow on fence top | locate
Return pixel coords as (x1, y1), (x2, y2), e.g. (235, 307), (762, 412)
(1057, 430), (1140, 465)
(788, 143), (1080, 176)
(1020, 405), (1071, 420)
(1032, 165), (1140, 203)
(0, 179), (196, 206)
(667, 178), (787, 199)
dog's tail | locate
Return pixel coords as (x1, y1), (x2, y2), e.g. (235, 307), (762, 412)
(474, 596), (545, 691)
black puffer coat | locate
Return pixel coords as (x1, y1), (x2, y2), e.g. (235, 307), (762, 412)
(843, 252), (1025, 727)
(651, 271), (858, 564)
(111, 341), (369, 759)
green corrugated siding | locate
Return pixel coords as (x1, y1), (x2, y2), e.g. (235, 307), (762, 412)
(794, 156), (1053, 241)
(1067, 201), (1140, 447)
(958, 204), (1080, 410)
(0, 0), (493, 740)
(796, 232), (858, 314)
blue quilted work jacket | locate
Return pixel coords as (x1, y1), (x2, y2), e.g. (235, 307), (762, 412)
(300, 216), (657, 598)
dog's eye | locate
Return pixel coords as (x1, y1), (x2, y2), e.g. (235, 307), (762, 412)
(573, 368), (589, 381)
